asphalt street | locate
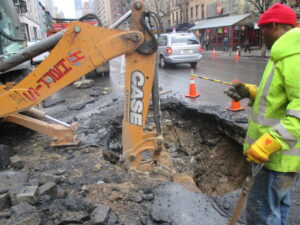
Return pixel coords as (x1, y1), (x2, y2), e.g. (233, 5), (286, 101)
(106, 50), (268, 119)
(156, 51), (268, 111)
(43, 50), (269, 124)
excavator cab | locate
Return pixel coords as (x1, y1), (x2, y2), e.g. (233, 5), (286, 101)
(0, 0), (30, 73)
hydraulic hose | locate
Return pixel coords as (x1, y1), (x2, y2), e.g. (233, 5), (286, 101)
(0, 31), (63, 73)
(0, 29), (25, 42)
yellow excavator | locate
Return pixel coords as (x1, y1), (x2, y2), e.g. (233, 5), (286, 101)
(0, 0), (168, 174)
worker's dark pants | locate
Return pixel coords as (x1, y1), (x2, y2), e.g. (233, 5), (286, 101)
(246, 167), (297, 225)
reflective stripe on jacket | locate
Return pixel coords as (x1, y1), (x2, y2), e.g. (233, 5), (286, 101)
(244, 28), (300, 172)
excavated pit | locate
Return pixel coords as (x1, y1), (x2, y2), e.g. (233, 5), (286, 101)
(105, 98), (250, 196)
(163, 112), (248, 196)
(159, 100), (249, 196)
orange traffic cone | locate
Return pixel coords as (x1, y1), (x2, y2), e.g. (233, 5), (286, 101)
(235, 50), (240, 61)
(212, 48), (217, 58)
(185, 77), (200, 98)
(227, 79), (245, 111)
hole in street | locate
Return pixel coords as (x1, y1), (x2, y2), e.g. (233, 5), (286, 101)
(106, 99), (249, 196)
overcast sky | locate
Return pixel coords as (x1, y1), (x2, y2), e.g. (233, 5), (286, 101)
(53, 0), (76, 18)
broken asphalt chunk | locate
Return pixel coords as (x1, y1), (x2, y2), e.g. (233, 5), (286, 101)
(43, 98), (66, 108)
(10, 186), (39, 205)
(10, 155), (24, 169)
(73, 79), (94, 89)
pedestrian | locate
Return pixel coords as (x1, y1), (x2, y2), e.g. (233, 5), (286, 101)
(224, 3), (299, 225)
(197, 33), (202, 43)
(204, 38), (209, 51)
(201, 38), (205, 47)
(223, 36), (229, 52)
(244, 39), (251, 53)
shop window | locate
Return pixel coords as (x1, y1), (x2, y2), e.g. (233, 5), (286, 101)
(234, 30), (241, 43)
(208, 29), (216, 43)
(33, 27), (38, 40)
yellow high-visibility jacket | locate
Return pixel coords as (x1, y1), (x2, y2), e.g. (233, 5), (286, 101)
(244, 28), (300, 172)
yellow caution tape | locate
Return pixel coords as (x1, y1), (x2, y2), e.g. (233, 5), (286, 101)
(191, 74), (233, 86)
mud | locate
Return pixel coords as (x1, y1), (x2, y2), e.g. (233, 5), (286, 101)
(0, 81), (299, 224)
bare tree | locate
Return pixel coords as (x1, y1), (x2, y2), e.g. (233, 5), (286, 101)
(151, 0), (169, 18)
(247, 0), (274, 16)
(145, 0), (171, 27)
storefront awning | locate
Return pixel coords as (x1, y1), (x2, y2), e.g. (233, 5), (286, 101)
(189, 14), (253, 30)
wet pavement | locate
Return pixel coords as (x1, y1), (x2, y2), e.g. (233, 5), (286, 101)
(157, 50), (267, 109)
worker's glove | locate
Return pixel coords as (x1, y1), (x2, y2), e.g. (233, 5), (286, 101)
(224, 83), (257, 101)
(245, 133), (281, 163)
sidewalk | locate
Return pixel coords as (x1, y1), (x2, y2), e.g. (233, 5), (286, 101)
(202, 49), (270, 59)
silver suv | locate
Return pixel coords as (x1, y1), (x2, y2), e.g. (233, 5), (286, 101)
(157, 32), (202, 68)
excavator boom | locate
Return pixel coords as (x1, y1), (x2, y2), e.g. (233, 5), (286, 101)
(0, 24), (144, 116)
(0, 1), (163, 172)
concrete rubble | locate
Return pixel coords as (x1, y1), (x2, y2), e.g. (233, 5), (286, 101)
(73, 79), (94, 89)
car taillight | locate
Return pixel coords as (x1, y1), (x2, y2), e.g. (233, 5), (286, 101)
(166, 46), (172, 54)
(200, 44), (203, 53)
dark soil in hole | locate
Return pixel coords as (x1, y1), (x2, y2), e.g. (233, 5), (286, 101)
(159, 102), (249, 196)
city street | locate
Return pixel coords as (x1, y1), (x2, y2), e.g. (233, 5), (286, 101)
(1, 50), (299, 225)
(101, 50), (268, 120)
(45, 51), (268, 122)
(158, 51), (267, 107)
(1, 0), (299, 224)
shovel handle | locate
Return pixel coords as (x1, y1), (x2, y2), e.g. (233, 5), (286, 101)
(228, 164), (264, 225)
(227, 189), (248, 225)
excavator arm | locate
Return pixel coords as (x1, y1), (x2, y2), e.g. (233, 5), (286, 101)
(0, 1), (164, 172)
(0, 23), (144, 116)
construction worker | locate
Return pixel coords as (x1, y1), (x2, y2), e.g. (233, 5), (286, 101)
(225, 3), (300, 225)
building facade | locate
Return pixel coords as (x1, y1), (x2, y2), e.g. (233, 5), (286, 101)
(170, 0), (211, 25)
(190, 0), (258, 50)
(89, 0), (95, 14)
(74, 0), (83, 18)
(42, 0), (55, 16)
(82, 1), (90, 15)
(14, 0), (42, 41)
(94, 0), (130, 27)
(11, 0), (56, 40)
(82, 0), (95, 15)
(110, 0), (131, 25)
(94, 0), (112, 26)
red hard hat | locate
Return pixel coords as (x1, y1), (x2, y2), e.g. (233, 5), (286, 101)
(258, 3), (296, 27)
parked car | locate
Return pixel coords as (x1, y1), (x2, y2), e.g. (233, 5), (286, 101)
(157, 32), (202, 68)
